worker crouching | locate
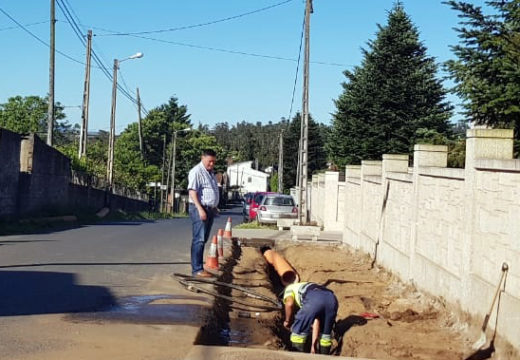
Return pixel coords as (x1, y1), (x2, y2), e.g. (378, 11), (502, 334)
(283, 281), (338, 354)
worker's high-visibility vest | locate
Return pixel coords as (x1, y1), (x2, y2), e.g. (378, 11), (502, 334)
(283, 282), (314, 308)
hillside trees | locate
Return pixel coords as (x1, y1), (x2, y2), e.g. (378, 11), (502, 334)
(327, 4), (453, 166)
(445, 0), (520, 137)
(282, 113), (328, 190)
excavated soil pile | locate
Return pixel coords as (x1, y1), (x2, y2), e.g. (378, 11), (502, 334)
(220, 242), (479, 359)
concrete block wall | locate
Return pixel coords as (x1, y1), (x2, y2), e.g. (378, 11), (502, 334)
(307, 128), (520, 351)
(0, 129), (148, 219)
(379, 154), (413, 279)
(18, 134), (70, 215)
(0, 129), (21, 219)
(344, 165), (362, 248)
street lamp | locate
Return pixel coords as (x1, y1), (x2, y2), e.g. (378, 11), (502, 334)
(170, 127), (191, 212)
(106, 52), (144, 191)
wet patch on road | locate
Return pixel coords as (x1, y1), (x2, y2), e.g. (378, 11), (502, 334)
(66, 294), (212, 325)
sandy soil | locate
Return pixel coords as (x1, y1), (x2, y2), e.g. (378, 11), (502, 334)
(224, 242), (518, 360)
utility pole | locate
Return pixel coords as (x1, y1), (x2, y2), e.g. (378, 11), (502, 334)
(164, 141), (172, 212)
(167, 140), (174, 212)
(298, 0), (312, 224)
(278, 129), (284, 193)
(107, 59), (119, 190)
(47, 0), (55, 146)
(79, 29), (92, 159)
(136, 87), (144, 159)
(160, 134), (166, 212)
(170, 131), (178, 213)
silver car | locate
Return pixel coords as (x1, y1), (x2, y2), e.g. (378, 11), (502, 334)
(256, 194), (297, 224)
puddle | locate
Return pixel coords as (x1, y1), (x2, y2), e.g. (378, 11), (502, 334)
(68, 294), (212, 325)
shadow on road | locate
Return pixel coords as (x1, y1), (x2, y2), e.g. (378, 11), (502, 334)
(0, 240), (57, 245)
(0, 270), (117, 316)
(0, 261), (190, 269)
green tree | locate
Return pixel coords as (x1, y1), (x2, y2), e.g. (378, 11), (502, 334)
(0, 95), (72, 143)
(327, 3), (453, 166)
(212, 120), (289, 170)
(270, 172), (279, 193)
(445, 0), (520, 136)
(283, 113), (327, 190)
(111, 96), (195, 192)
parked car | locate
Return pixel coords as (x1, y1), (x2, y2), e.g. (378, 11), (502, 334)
(256, 194), (297, 224)
(249, 192), (275, 221)
(241, 192), (254, 222)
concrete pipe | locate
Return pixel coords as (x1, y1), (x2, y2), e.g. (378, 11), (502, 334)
(262, 248), (300, 286)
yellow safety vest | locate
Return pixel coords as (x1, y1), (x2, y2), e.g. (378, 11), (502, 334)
(283, 282), (313, 308)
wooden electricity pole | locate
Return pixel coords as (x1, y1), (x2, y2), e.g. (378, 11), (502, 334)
(160, 134), (166, 212)
(136, 87), (144, 159)
(79, 30), (92, 159)
(278, 129), (284, 193)
(298, 0), (312, 224)
(106, 59), (119, 190)
(47, 0), (55, 146)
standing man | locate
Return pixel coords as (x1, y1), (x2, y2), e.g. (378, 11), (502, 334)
(188, 149), (220, 278)
(283, 281), (338, 354)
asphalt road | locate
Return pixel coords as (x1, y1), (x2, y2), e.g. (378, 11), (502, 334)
(0, 206), (243, 317)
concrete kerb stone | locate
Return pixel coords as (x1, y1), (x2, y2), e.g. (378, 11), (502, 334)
(184, 345), (379, 360)
(290, 225), (321, 242)
(277, 218), (297, 230)
(232, 228), (342, 244)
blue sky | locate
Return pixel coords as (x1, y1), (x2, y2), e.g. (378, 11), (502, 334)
(0, 0), (487, 134)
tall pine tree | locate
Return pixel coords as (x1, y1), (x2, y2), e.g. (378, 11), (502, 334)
(283, 113), (327, 190)
(327, 3), (453, 166)
(445, 0), (520, 136)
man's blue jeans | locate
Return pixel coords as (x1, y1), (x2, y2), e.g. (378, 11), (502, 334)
(189, 204), (215, 275)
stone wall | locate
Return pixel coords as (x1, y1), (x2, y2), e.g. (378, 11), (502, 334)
(0, 130), (148, 219)
(308, 128), (520, 351)
(0, 129), (21, 218)
(18, 134), (70, 215)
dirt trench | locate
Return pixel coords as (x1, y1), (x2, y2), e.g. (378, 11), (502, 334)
(194, 241), (518, 360)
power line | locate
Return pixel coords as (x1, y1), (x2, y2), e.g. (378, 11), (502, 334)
(0, 19), (50, 32)
(123, 33), (349, 67)
(0, 7), (86, 66)
(56, 0), (150, 117)
(95, 0), (294, 37)
(288, 8), (306, 122)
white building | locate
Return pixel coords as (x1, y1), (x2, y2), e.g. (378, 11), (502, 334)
(227, 161), (269, 194)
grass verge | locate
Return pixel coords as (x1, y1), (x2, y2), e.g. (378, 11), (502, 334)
(234, 221), (278, 230)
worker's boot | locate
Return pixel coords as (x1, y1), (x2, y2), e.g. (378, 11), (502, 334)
(291, 341), (305, 352)
(290, 333), (307, 352)
(319, 335), (332, 354)
(319, 345), (331, 355)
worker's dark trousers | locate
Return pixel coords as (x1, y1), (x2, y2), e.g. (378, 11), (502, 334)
(290, 285), (338, 354)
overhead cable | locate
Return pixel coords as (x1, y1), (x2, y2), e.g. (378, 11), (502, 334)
(0, 7), (86, 66)
(96, 0), (294, 36)
(125, 33), (348, 67)
(288, 8), (305, 122)
(56, 0), (150, 117)
(0, 19), (50, 32)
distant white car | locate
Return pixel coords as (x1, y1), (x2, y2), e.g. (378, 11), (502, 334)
(256, 194), (297, 224)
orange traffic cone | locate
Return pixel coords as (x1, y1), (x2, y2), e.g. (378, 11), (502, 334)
(223, 217), (232, 239)
(204, 235), (219, 270)
(217, 229), (224, 258)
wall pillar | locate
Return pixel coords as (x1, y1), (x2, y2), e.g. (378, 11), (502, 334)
(323, 171), (339, 230)
(410, 144), (448, 281)
(344, 165), (361, 246)
(462, 129), (514, 314)
(465, 128), (514, 170)
(382, 154), (409, 177)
